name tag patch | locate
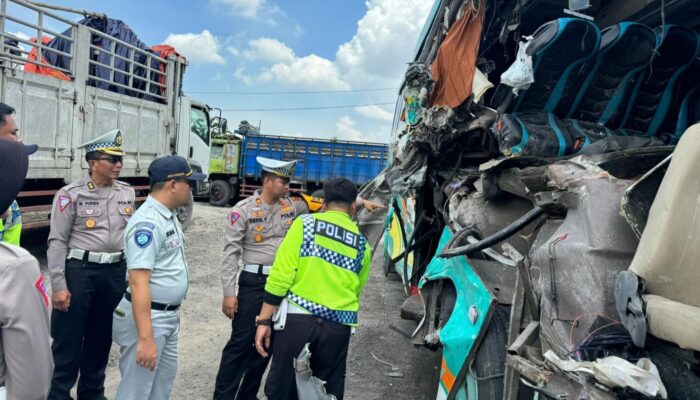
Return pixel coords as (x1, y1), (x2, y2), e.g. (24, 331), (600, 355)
(166, 237), (181, 250)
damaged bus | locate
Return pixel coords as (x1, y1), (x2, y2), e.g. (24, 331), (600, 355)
(364, 0), (700, 398)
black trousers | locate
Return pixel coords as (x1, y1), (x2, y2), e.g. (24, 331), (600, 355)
(49, 258), (126, 400)
(213, 271), (272, 400)
(265, 314), (351, 400)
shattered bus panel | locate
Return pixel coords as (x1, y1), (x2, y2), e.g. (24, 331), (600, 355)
(363, 0), (700, 398)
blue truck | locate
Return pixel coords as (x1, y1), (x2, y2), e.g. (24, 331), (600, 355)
(207, 129), (388, 206)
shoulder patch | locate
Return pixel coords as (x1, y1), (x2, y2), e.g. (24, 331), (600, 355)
(134, 229), (153, 248)
(133, 221), (156, 230)
(35, 275), (49, 307)
(230, 211), (240, 225)
(59, 195), (71, 212)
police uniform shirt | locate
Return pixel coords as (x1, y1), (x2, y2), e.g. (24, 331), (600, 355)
(125, 195), (189, 305)
(47, 178), (135, 292)
(0, 242), (52, 399)
(220, 190), (309, 297)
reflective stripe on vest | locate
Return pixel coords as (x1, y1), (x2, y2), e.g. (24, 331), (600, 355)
(287, 292), (358, 325)
(299, 214), (367, 273)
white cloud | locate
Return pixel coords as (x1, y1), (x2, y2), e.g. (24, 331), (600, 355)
(354, 105), (393, 122)
(8, 31), (31, 53)
(234, 66), (253, 85)
(259, 55), (350, 90)
(236, 0), (432, 91)
(213, 0), (265, 18)
(9, 31), (30, 41)
(336, 0), (433, 87)
(164, 30), (226, 65)
(227, 46), (241, 57)
(245, 37), (295, 63)
(336, 116), (366, 142)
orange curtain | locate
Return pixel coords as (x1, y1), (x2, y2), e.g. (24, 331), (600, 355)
(151, 45), (186, 96)
(25, 37), (71, 81)
(430, 5), (485, 108)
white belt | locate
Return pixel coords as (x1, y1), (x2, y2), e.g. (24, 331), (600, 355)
(67, 248), (124, 264)
(243, 264), (272, 275)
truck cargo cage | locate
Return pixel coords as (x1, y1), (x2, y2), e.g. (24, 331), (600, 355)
(0, 0), (77, 76)
(0, 0), (175, 103)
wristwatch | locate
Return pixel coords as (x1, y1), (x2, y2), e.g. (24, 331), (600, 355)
(255, 315), (272, 327)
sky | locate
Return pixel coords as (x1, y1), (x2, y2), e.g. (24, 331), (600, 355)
(6, 0), (434, 143)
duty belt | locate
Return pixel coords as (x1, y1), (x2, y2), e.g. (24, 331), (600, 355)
(124, 292), (180, 311)
(243, 264), (272, 275)
(67, 248), (124, 264)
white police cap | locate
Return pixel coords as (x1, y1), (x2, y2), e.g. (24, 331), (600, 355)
(256, 156), (296, 179)
(77, 129), (125, 156)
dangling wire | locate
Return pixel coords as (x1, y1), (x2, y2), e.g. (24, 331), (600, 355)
(647, 0), (667, 84)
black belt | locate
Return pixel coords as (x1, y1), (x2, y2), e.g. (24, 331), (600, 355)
(124, 292), (180, 311)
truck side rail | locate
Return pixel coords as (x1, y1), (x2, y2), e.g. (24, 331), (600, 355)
(84, 26), (168, 102)
(0, 0), (171, 102)
(0, 0), (77, 75)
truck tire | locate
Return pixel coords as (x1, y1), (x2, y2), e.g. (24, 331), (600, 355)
(471, 304), (509, 399)
(177, 191), (194, 231)
(209, 179), (231, 207)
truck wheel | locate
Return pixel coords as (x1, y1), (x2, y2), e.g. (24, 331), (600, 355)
(471, 304), (509, 399)
(177, 191), (194, 231)
(209, 180), (231, 207)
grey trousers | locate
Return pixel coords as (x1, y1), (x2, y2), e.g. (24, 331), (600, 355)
(112, 297), (180, 400)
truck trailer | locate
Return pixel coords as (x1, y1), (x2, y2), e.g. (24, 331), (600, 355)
(0, 0), (212, 230)
(207, 127), (388, 206)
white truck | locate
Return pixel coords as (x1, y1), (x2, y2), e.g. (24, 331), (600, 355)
(0, 0), (212, 230)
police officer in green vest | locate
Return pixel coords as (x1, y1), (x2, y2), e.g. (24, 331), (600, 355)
(0, 102), (25, 246)
(254, 178), (372, 400)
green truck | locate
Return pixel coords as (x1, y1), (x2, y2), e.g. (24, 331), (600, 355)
(208, 136), (242, 206)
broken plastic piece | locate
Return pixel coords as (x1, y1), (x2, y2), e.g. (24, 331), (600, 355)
(615, 271), (647, 348)
(544, 350), (667, 398)
(294, 343), (337, 400)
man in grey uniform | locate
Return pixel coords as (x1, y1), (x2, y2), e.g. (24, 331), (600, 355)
(47, 129), (135, 400)
(112, 155), (205, 400)
(213, 157), (383, 399)
(0, 139), (53, 400)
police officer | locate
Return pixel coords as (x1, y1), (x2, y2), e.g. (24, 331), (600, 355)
(0, 138), (52, 400)
(0, 102), (24, 245)
(255, 178), (372, 400)
(213, 157), (305, 399)
(112, 155), (205, 400)
(214, 157), (383, 399)
(47, 129), (135, 400)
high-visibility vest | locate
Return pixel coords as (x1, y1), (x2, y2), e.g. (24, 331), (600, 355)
(0, 200), (22, 246)
(265, 211), (371, 326)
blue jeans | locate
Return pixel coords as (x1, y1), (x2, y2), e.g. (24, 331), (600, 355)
(112, 297), (180, 400)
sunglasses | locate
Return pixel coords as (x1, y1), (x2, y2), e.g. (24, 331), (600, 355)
(95, 155), (123, 164)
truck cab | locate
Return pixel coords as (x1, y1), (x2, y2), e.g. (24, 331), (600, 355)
(177, 95), (212, 197)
